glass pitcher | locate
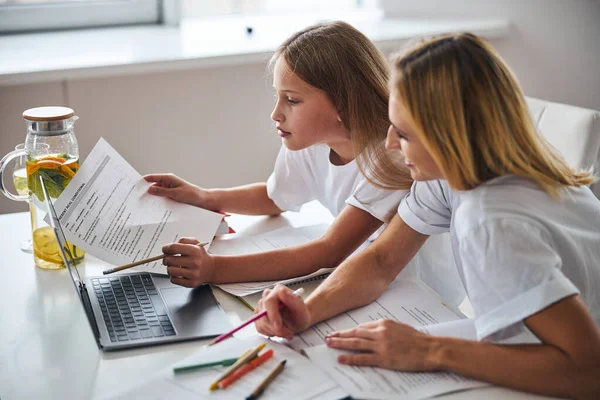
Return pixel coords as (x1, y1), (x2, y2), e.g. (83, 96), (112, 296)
(0, 106), (85, 269)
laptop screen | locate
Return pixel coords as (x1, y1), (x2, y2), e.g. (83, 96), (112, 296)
(40, 176), (83, 291)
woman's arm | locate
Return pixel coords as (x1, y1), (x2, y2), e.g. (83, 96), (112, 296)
(253, 214), (429, 337)
(305, 214), (428, 325)
(327, 294), (600, 399)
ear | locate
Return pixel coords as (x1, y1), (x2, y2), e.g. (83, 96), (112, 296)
(336, 112), (343, 123)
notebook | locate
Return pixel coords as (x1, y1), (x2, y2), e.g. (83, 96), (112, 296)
(40, 176), (233, 351)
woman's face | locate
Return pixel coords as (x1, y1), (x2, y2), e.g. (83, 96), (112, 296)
(386, 95), (443, 181)
(270, 57), (348, 152)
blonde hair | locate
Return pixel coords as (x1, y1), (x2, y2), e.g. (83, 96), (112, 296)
(385, 32), (595, 195)
(270, 21), (412, 190)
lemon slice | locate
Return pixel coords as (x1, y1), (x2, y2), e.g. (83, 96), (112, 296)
(33, 226), (62, 264)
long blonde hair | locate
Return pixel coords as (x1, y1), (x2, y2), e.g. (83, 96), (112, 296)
(270, 21), (412, 190)
(384, 33), (594, 195)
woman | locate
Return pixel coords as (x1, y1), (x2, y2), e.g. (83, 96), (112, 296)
(255, 33), (600, 398)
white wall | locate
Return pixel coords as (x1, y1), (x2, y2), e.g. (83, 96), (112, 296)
(381, 0), (600, 111)
(1, 0), (599, 214)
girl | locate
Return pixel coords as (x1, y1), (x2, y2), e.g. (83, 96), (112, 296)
(145, 21), (411, 288)
(256, 33), (600, 398)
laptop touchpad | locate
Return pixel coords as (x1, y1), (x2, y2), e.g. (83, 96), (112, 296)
(160, 286), (232, 338)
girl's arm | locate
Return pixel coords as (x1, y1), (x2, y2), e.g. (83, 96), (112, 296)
(166, 204), (384, 287)
(211, 204), (383, 283)
(328, 294), (600, 399)
(206, 183), (283, 215)
(145, 173), (282, 215)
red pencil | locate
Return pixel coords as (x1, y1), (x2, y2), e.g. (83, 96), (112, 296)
(218, 349), (274, 389)
(210, 287), (304, 345)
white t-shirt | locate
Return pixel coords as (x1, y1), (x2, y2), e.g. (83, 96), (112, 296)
(267, 145), (406, 223)
(399, 175), (600, 341)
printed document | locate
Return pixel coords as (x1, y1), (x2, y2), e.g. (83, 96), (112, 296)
(213, 224), (341, 296)
(104, 335), (346, 400)
(52, 138), (223, 274)
(288, 278), (462, 352)
(303, 342), (489, 400)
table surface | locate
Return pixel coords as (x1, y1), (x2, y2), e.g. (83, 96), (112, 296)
(0, 201), (553, 400)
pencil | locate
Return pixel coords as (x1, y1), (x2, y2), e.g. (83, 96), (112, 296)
(209, 343), (266, 391)
(218, 349), (274, 389)
(102, 242), (208, 275)
(173, 357), (238, 374)
(235, 295), (256, 312)
(209, 287), (304, 346)
(246, 359), (287, 400)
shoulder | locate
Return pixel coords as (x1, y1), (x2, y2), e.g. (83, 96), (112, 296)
(453, 176), (556, 236)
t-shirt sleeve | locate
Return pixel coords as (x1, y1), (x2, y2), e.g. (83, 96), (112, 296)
(266, 146), (316, 212)
(345, 179), (408, 223)
(398, 180), (452, 235)
(459, 218), (580, 341)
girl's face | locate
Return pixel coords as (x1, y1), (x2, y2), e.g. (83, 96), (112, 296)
(271, 57), (349, 153)
(386, 95), (443, 181)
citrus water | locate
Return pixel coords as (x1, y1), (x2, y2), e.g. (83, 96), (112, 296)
(27, 154), (85, 269)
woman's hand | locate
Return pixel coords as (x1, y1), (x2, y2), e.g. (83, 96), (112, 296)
(254, 285), (312, 340)
(325, 320), (437, 371)
(144, 173), (215, 210)
(162, 237), (216, 288)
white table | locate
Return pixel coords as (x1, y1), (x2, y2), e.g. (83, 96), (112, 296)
(0, 202), (553, 400)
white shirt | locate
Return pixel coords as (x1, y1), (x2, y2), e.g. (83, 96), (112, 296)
(267, 145), (406, 223)
(399, 175), (600, 341)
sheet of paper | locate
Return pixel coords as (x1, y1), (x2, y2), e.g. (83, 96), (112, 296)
(103, 336), (345, 400)
(213, 224), (338, 296)
(303, 343), (489, 400)
(288, 278), (462, 352)
(52, 138), (223, 274)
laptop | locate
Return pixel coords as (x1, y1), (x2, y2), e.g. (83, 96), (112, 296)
(40, 177), (233, 351)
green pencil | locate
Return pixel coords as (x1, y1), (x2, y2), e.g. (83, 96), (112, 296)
(173, 357), (238, 374)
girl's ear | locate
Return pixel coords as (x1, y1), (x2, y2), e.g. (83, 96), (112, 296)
(336, 112), (343, 123)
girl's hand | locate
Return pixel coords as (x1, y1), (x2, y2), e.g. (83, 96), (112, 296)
(144, 173), (214, 210)
(254, 285), (312, 340)
(162, 237), (216, 288)
(325, 320), (437, 371)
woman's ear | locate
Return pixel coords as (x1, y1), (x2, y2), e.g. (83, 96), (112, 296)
(336, 111), (343, 123)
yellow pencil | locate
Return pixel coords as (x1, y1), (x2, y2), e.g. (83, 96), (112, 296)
(209, 343), (266, 391)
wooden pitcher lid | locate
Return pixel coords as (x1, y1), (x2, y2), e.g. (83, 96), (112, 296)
(23, 106), (75, 122)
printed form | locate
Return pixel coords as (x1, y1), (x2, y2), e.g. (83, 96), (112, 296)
(297, 280), (490, 400)
(52, 138), (223, 274)
(288, 278), (463, 352)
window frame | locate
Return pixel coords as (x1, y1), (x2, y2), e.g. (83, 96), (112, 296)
(0, 0), (160, 34)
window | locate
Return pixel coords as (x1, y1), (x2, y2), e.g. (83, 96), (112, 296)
(0, 0), (378, 34)
(0, 0), (160, 33)
(182, 0), (376, 18)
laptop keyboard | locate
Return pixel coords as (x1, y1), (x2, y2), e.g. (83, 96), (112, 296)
(91, 274), (176, 342)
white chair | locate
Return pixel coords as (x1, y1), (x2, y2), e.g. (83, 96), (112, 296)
(526, 97), (600, 198)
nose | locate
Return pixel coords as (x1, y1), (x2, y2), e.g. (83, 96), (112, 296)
(271, 99), (284, 123)
(385, 125), (401, 150)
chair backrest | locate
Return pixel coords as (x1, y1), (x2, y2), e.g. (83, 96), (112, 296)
(526, 97), (600, 197)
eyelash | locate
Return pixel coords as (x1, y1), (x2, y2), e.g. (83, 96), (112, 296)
(286, 98), (299, 105)
(395, 129), (407, 140)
